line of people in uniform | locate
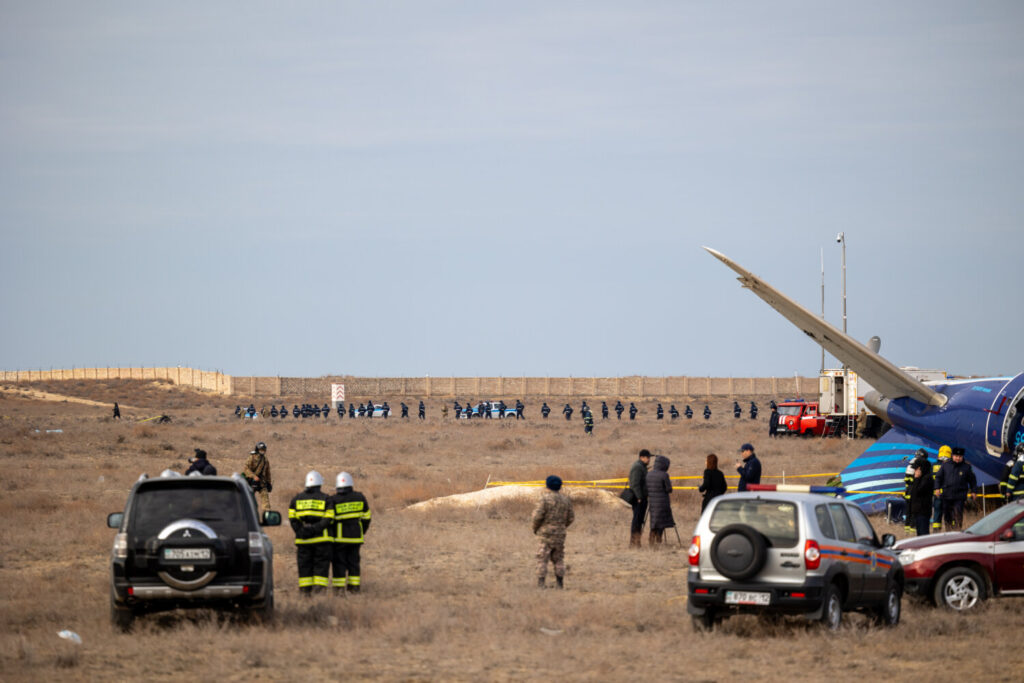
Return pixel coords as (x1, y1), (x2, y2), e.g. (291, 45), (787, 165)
(232, 399), (766, 424)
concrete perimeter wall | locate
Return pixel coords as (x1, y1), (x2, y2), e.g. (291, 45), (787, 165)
(1, 368), (817, 399)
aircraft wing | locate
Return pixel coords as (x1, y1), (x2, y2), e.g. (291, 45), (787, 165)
(705, 247), (946, 408)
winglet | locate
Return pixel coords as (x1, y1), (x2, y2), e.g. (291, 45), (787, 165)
(705, 247), (947, 407)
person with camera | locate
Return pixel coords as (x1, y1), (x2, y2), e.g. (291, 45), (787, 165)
(243, 441), (273, 512)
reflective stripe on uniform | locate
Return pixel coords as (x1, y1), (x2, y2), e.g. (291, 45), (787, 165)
(295, 536), (332, 544)
(347, 576), (360, 586)
(331, 578), (347, 587)
(298, 577), (314, 587)
(312, 576), (329, 587)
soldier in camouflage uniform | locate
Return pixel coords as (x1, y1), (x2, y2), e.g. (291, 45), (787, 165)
(243, 441), (273, 512)
(532, 475), (575, 589)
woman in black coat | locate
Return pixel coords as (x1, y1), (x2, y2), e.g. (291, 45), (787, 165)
(698, 453), (728, 512)
(645, 455), (675, 547)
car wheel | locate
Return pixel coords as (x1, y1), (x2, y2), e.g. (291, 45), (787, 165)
(709, 524), (768, 580)
(934, 566), (986, 611)
(819, 583), (843, 631)
(872, 580), (901, 626)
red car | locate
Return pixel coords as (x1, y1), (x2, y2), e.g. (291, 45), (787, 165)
(894, 500), (1024, 610)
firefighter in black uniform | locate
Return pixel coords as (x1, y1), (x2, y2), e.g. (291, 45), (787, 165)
(328, 472), (372, 593)
(733, 401), (741, 419)
(419, 401), (426, 419)
(750, 401), (758, 419)
(656, 403), (664, 420)
(348, 403), (356, 418)
(541, 402), (551, 418)
(289, 471), (333, 594)
(581, 401), (590, 417)
(400, 402), (409, 418)
(280, 404), (288, 419)
(615, 401), (624, 419)
(583, 410), (594, 435)
(669, 405), (680, 419)
(601, 401), (609, 419)
(563, 403), (573, 421)
(515, 399), (524, 420)
(629, 402), (638, 420)
(322, 403), (330, 418)
(703, 404), (711, 420)
(337, 403), (345, 418)
(685, 405), (693, 419)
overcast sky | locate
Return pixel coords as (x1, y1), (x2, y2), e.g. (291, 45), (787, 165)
(2, 2), (1022, 379)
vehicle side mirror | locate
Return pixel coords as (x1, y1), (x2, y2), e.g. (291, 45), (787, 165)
(881, 533), (896, 548)
(1001, 529), (1015, 541)
(107, 512), (124, 529)
(261, 510), (282, 527)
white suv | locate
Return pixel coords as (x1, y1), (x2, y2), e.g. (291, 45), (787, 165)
(686, 491), (902, 630)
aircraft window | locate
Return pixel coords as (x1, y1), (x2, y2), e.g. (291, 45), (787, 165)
(828, 504), (856, 543)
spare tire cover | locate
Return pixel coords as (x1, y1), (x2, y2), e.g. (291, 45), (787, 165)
(709, 524), (768, 581)
(156, 519), (219, 590)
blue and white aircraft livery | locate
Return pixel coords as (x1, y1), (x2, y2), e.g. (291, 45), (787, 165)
(705, 247), (1024, 513)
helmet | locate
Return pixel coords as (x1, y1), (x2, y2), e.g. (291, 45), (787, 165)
(336, 472), (354, 488)
(938, 445), (952, 460)
(914, 448), (928, 459)
(252, 441), (267, 455)
(305, 470), (323, 488)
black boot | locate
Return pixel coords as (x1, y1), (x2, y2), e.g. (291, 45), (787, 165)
(555, 575), (564, 589)
(347, 585), (360, 594)
(537, 577), (546, 589)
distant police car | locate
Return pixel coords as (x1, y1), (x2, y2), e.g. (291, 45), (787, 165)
(458, 401), (517, 419)
(894, 500), (1024, 611)
(686, 486), (902, 630)
(107, 470), (281, 630)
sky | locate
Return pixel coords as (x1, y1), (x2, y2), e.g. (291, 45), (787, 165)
(1, 1), (1022, 379)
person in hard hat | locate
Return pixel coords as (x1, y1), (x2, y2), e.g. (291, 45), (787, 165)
(583, 410), (594, 435)
(532, 475), (574, 589)
(931, 445), (952, 531)
(934, 447), (977, 531)
(903, 448), (930, 533)
(243, 441), (273, 513)
(1004, 443), (1024, 502)
(288, 471), (333, 594)
(327, 472), (372, 594)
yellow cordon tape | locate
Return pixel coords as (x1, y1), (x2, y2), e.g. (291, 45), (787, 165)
(486, 472), (843, 490)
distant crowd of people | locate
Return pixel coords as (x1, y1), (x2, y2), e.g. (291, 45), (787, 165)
(232, 399), (767, 429)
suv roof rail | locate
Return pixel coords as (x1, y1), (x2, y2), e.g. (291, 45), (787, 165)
(160, 469), (183, 478)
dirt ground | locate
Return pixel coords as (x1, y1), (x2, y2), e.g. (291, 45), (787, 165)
(0, 381), (1015, 682)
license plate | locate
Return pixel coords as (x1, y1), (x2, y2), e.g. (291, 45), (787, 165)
(163, 547), (211, 561)
(725, 591), (771, 606)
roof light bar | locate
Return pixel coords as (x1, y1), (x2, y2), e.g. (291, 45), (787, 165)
(745, 483), (846, 495)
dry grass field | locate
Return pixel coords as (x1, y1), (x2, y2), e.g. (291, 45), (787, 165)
(0, 380), (1015, 682)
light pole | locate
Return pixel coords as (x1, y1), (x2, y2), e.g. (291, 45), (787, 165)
(836, 232), (848, 434)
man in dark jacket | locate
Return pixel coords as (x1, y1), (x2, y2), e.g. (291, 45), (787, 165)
(733, 401), (741, 419)
(327, 472), (372, 593)
(541, 402), (550, 418)
(615, 400), (624, 419)
(768, 406), (780, 437)
(185, 448), (217, 476)
(908, 455), (934, 536)
(629, 402), (638, 420)
(626, 450), (651, 548)
(645, 455), (674, 548)
(735, 443), (761, 491)
(935, 447), (977, 530)
(601, 401), (609, 419)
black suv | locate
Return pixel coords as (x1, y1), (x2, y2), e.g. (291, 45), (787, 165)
(107, 470), (281, 630)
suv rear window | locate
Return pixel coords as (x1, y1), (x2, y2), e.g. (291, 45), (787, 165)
(129, 481), (248, 538)
(709, 499), (799, 547)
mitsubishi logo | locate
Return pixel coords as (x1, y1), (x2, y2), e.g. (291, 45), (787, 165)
(182, 530), (191, 538)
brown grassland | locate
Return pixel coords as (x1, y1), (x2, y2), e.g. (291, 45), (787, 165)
(0, 380), (1016, 682)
